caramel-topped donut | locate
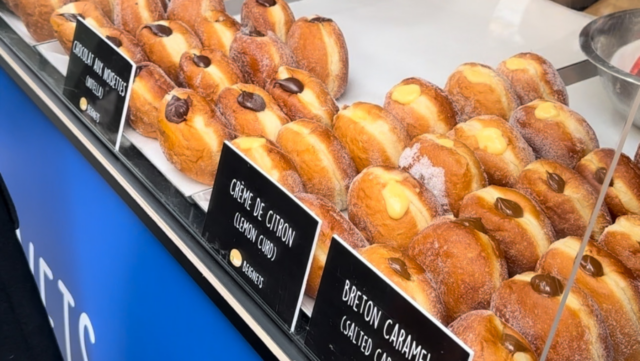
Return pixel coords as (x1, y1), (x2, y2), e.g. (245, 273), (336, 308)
(178, 48), (244, 106)
(459, 186), (555, 277)
(399, 134), (487, 216)
(195, 10), (240, 56)
(516, 159), (612, 240)
(360, 244), (445, 322)
(408, 218), (507, 323)
(287, 15), (349, 99)
(537, 237), (640, 361)
(497, 52), (569, 106)
(449, 310), (538, 361)
(448, 115), (535, 187)
(166, 0), (224, 32)
(266, 66), (338, 127)
(333, 102), (410, 172)
(137, 21), (202, 84)
(445, 63), (520, 122)
(216, 84), (290, 141)
(50, 2), (113, 54)
(297, 193), (368, 298)
(348, 166), (442, 250)
(128, 63), (176, 138)
(230, 137), (304, 194)
(599, 215), (640, 278)
(510, 99), (598, 168)
(575, 148), (640, 218)
(384, 77), (458, 137)
(490, 272), (613, 361)
(276, 120), (356, 210)
(240, 0), (294, 42)
(157, 89), (231, 185)
(114, 0), (165, 36)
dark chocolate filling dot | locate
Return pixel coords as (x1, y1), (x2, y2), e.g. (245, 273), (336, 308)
(580, 255), (604, 277)
(242, 27), (265, 37)
(453, 217), (487, 234)
(165, 95), (191, 124)
(595, 167), (613, 187)
(59, 13), (84, 22)
(134, 63), (151, 78)
(105, 35), (122, 48)
(547, 171), (565, 194)
(144, 24), (173, 37)
(530, 274), (564, 297)
(256, 0), (276, 7)
(237, 91), (266, 112)
(501, 333), (530, 354)
(276, 77), (304, 94)
(309, 16), (333, 23)
(387, 258), (411, 281)
(193, 55), (211, 68)
(494, 197), (524, 218)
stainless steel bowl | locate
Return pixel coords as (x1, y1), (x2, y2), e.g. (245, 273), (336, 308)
(580, 9), (640, 124)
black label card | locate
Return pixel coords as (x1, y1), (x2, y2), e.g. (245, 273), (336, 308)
(63, 18), (135, 150)
(305, 236), (473, 361)
(202, 142), (321, 332)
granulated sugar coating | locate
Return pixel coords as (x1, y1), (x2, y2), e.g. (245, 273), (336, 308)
(399, 144), (450, 213)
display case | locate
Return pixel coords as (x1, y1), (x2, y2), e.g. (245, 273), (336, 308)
(1, 0), (640, 360)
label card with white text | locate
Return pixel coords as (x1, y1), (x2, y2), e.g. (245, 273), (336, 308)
(202, 142), (321, 332)
(63, 18), (135, 150)
(305, 236), (473, 361)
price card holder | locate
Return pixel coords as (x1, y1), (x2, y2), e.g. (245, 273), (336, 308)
(63, 18), (135, 150)
(305, 236), (473, 361)
(202, 142), (321, 332)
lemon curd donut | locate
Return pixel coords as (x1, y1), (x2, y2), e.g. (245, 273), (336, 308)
(384, 77), (458, 137)
(347, 166), (442, 250)
(399, 134), (487, 216)
(459, 186), (555, 277)
(448, 115), (535, 187)
(333, 102), (410, 172)
(444, 63), (520, 122)
(497, 52), (569, 106)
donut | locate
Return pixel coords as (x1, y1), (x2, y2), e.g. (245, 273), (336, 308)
(333, 102), (410, 172)
(575, 148), (640, 218)
(266, 66), (338, 128)
(490, 272), (613, 361)
(449, 310), (538, 361)
(287, 15), (348, 98)
(399, 134), (487, 216)
(50, 2), (113, 54)
(98, 27), (148, 63)
(383, 77), (458, 137)
(408, 218), (507, 323)
(240, 0), (294, 42)
(86, 0), (114, 21)
(178, 48), (244, 106)
(229, 27), (297, 89)
(230, 137), (304, 194)
(194, 10), (240, 56)
(128, 62), (176, 138)
(166, 0), (225, 32)
(348, 166), (442, 249)
(459, 185), (555, 277)
(497, 52), (569, 106)
(216, 83), (290, 141)
(516, 159), (612, 240)
(359, 244), (446, 322)
(444, 63), (520, 122)
(137, 21), (202, 84)
(157, 89), (231, 185)
(598, 215), (640, 278)
(296, 193), (368, 299)
(22, 0), (72, 42)
(448, 115), (535, 187)
(276, 120), (357, 210)
(537, 236), (640, 361)
(509, 99), (599, 168)
(114, 0), (165, 36)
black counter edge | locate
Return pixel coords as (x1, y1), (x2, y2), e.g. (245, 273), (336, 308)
(0, 42), (309, 361)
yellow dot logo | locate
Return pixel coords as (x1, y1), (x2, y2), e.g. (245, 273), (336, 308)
(230, 249), (242, 267)
(79, 97), (88, 111)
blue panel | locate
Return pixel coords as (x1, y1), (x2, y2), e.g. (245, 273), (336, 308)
(0, 68), (261, 361)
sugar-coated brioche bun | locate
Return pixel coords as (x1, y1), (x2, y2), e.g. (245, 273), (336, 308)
(114, 0), (165, 36)
(348, 166), (442, 250)
(166, 0), (225, 32)
(195, 10), (240, 56)
(128, 62), (176, 138)
(240, 0), (294, 42)
(599, 215), (640, 278)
